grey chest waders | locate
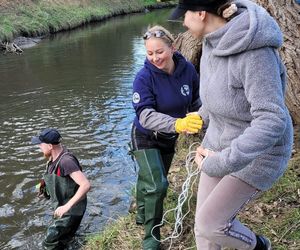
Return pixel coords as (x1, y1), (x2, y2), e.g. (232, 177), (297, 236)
(134, 149), (169, 250)
(43, 153), (87, 250)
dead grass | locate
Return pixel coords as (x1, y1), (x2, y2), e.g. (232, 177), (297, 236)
(85, 130), (300, 249)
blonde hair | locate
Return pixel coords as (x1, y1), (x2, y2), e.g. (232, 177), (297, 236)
(145, 25), (175, 46)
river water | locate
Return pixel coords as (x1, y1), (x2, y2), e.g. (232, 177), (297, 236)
(0, 8), (184, 249)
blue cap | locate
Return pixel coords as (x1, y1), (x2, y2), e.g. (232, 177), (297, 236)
(31, 128), (62, 145)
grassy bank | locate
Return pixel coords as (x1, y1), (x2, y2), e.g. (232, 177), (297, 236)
(84, 134), (300, 249)
(0, 0), (174, 42)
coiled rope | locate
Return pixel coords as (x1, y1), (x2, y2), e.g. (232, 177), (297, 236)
(151, 142), (209, 250)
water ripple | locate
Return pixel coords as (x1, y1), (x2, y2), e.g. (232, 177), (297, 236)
(0, 7), (178, 248)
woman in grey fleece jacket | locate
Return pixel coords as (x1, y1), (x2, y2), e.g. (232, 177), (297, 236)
(170, 0), (293, 249)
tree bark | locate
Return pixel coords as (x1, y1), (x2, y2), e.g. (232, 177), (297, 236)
(174, 31), (202, 73)
(174, 1), (300, 125)
(254, 0), (300, 124)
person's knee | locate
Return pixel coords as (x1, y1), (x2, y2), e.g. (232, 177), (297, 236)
(194, 209), (220, 240)
(194, 223), (221, 241)
(145, 178), (168, 195)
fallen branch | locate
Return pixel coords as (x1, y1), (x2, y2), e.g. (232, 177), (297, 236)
(0, 42), (23, 54)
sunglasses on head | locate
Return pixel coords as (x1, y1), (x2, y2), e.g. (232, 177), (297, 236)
(143, 30), (168, 40)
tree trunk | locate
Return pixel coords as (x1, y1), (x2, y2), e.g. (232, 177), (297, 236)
(174, 1), (300, 125)
(174, 31), (202, 73)
(254, 1), (300, 124)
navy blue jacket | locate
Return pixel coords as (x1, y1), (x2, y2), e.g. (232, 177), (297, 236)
(132, 52), (201, 135)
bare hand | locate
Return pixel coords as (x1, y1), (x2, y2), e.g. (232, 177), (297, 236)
(54, 204), (70, 218)
(195, 146), (214, 168)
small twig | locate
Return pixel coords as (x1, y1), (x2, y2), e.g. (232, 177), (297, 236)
(279, 221), (300, 242)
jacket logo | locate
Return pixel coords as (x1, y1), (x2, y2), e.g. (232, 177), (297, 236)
(132, 92), (140, 104)
(181, 85), (190, 96)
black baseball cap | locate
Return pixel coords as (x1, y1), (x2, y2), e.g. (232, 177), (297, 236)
(170, 0), (229, 20)
(31, 128), (62, 145)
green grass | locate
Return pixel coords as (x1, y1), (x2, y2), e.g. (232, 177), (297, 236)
(85, 214), (143, 250)
(84, 134), (300, 249)
(0, 0), (171, 41)
(238, 154), (300, 249)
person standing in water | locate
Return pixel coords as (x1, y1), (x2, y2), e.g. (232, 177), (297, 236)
(170, 0), (293, 249)
(131, 25), (202, 249)
(32, 128), (91, 249)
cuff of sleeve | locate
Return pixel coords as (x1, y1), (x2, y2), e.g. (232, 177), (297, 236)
(171, 118), (177, 133)
(198, 111), (208, 127)
(201, 153), (228, 177)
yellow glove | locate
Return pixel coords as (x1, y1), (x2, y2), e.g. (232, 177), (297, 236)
(175, 113), (203, 134)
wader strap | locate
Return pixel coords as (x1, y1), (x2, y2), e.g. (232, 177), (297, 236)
(51, 152), (70, 174)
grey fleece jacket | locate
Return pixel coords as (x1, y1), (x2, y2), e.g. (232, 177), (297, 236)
(198, 0), (293, 191)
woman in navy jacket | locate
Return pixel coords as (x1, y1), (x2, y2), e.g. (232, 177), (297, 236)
(131, 25), (202, 250)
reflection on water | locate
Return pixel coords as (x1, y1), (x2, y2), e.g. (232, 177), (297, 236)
(0, 8), (184, 249)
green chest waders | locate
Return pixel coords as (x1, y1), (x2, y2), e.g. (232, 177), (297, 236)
(43, 155), (87, 250)
(134, 149), (170, 250)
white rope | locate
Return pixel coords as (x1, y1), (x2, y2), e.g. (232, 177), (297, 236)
(151, 142), (209, 249)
